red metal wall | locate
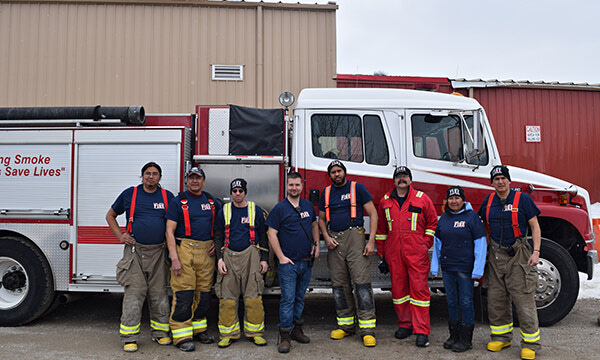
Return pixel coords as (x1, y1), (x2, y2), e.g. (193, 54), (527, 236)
(472, 87), (600, 202)
(336, 74), (453, 93)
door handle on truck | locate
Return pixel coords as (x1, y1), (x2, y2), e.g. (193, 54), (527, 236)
(309, 189), (320, 205)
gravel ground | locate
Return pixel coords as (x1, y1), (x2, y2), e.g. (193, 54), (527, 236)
(1, 292), (599, 360)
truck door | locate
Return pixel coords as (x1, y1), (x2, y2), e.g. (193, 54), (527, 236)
(72, 128), (184, 287)
(405, 110), (495, 210)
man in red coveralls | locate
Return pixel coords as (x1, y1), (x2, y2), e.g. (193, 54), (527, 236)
(375, 166), (438, 347)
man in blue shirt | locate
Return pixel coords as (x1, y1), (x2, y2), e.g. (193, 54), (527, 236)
(106, 162), (174, 352)
(478, 165), (541, 360)
(213, 178), (269, 349)
(318, 160), (378, 347)
(166, 167), (221, 352)
(267, 171), (319, 353)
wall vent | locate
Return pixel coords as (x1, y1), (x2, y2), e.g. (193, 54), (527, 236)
(212, 65), (244, 81)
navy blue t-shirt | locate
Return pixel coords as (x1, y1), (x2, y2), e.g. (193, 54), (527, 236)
(111, 185), (174, 245)
(166, 191), (221, 241)
(435, 209), (486, 273)
(215, 203), (266, 252)
(318, 181), (373, 232)
(477, 190), (541, 246)
(266, 198), (316, 261)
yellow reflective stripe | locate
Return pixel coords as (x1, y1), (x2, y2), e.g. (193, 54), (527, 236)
(224, 203), (232, 226)
(411, 212), (418, 231)
(218, 322), (240, 334)
(172, 326), (194, 338)
(150, 320), (169, 331)
(119, 322), (140, 335)
(490, 323), (514, 335)
(358, 319), (376, 329)
(416, 191), (423, 198)
(244, 320), (265, 332)
(336, 316), (355, 326)
(384, 208), (392, 231)
(409, 298), (430, 307)
(520, 329), (540, 342)
(425, 229), (435, 237)
(375, 234), (387, 241)
(193, 319), (207, 330)
(248, 201), (256, 227)
(392, 295), (409, 305)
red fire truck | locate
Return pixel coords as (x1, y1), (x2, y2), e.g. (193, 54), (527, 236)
(0, 89), (596, 327)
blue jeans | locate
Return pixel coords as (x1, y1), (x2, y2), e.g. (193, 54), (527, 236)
(442, 270), (474, 325)
(277, 260), (312, 329)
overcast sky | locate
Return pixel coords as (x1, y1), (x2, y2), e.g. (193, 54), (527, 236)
(300, 0), (600, 83)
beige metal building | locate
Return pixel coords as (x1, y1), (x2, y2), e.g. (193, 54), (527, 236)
(0, 0), (337, 112)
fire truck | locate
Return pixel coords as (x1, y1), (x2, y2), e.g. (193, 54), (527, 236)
(0, 89), (596, 328)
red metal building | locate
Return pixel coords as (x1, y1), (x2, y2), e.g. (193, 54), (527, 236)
(336, 74), (600, 202)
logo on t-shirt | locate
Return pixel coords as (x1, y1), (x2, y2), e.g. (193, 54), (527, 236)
(453, 221), (466, 228)
(201, 204), (212, 211)
(153, 202), (165, 209)
(300, 211), (310, 219)
(241, 216), (249, 224)
(340, 193), (351, 201)
(502, 204), (513, 212)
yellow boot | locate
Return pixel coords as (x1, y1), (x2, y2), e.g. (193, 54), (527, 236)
(330, 329), (352, 339)
(362, 334), (376, 347)
(487, 340), (511, 351)
(521, 348), (536, 360)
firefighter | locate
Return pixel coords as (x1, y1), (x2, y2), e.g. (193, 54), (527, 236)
(213, 178), (269, 348)
(266, 171), (319, 353)
(165, 167), (221, 352)
(105, 162), (174, 352)
(478, 165), (541, 360)
(318, 160), (378, 348)
(430, 186), (487, 352)
(375, 166), (438, 347)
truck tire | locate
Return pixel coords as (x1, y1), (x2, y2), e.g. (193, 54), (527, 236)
(533, 238), (579, 327)
(0, 236), (55, 326)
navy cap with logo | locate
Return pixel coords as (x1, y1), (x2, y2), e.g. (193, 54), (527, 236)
(230, 178), (248, 193)
(187, 167), (205, 178)
(393, 166), (412, 180)
(490, 165), (511, 183)
(446, 185), (465, 200)
(327, 160), (347, 174)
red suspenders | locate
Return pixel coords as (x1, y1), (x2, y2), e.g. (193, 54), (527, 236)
(324, 181), (357, 225)
(485, 191), (522, 238)
(126, 186), (169, 234)
(179, 191), (215, 238)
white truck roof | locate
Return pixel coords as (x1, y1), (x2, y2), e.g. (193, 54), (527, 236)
(295, 88), (482, 110)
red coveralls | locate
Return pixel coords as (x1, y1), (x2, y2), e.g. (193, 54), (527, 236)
(376, 186), (437, 335)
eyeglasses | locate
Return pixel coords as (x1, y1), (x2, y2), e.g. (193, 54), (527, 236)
(232, 189), (244, 194)
(144, 172), (160, 177)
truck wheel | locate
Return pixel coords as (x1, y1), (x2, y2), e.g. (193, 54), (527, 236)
(0, 236), (55, 326)
(533, 238), (579, 327)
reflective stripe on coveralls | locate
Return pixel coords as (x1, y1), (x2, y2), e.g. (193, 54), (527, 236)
(490, 322), (514, 335)
(150, 320), (169, 332)
(120, 323), (140, 335)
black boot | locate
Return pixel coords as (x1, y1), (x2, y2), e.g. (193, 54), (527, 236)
(291, 320), (310, 343)
(443, 321), (460, 349)
(452, 323), (474, 352)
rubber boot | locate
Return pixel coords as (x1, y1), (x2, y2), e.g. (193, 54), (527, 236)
(278, 328), (292, 353)
(291, 320), (310, 343)
(443, 321), (460, 349)
(452, 323), (474, 352)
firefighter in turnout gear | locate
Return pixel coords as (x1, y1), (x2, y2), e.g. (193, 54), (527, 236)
(165, 167), (221, 352)
(106, 162), (174, 352)
(318, 160), (378, 348)
(375, 166), (438, 348)
(213, 178), (269, 348)
(478, 165), (542, 360)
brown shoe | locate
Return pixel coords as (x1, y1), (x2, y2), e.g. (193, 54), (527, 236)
(278, 328), (291, 353)
(193, 331), (215, 344)
(291, 320), (310, 343)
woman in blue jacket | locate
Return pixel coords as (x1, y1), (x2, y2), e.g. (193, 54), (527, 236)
(431, 186), (486, 352)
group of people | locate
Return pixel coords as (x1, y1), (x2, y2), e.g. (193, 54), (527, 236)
(106, 159), (542, 360)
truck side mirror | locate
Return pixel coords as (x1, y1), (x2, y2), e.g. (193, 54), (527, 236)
(309, 189), (320, 205)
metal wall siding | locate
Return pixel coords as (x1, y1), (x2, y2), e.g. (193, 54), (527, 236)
(476, 87), (600, 202)
(0, 2), (336, 112)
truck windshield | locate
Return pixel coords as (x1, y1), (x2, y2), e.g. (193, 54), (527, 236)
(411, 113), (488, 165)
